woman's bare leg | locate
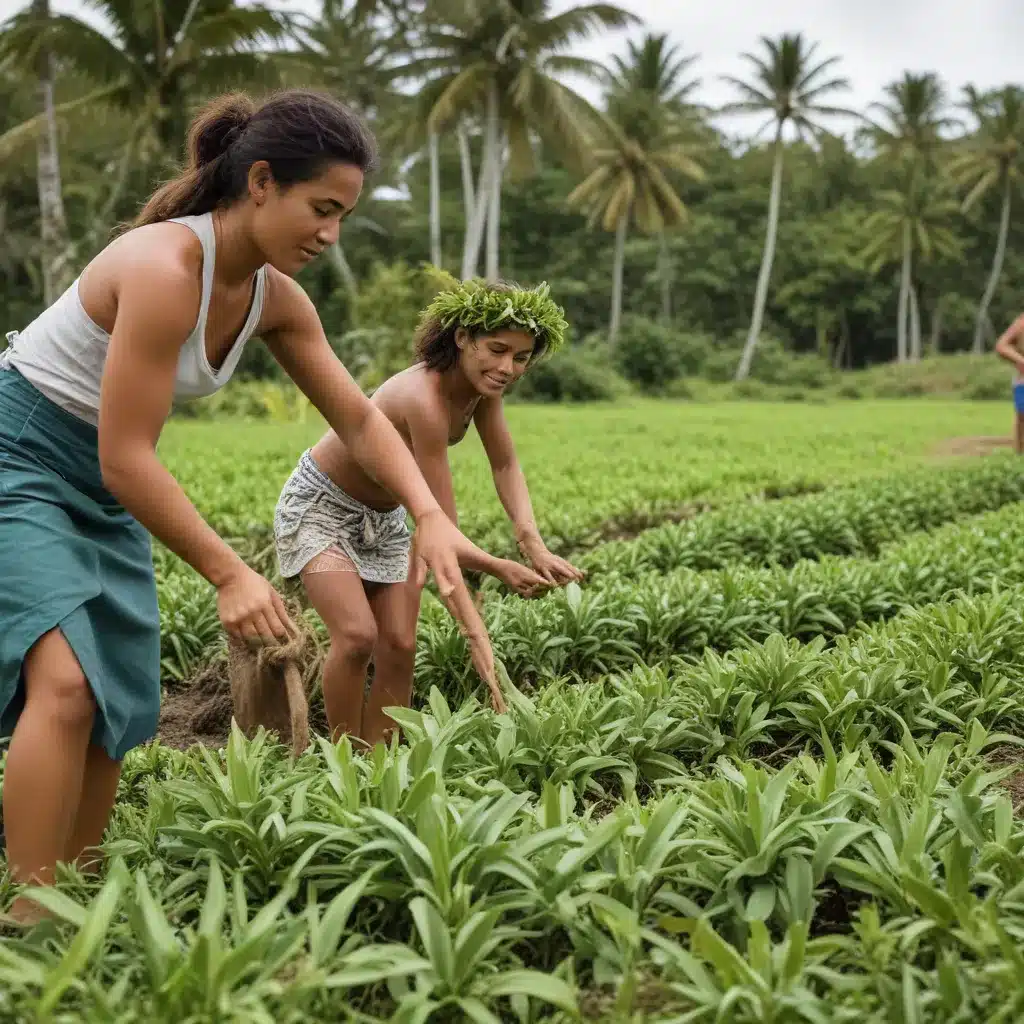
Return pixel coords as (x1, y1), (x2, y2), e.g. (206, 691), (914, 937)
(1015, 411), (1024, 454)
(301, 562), (378, 743)
(364, 579), (423, 747)
(65, 743), (123, 873)
(3, 629), (96, 922)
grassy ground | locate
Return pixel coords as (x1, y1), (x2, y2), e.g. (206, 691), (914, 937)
(160, 398), (1012, 556)
(4, 398), (1024, 1020)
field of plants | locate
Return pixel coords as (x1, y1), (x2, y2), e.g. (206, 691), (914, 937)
(7, 400), (1024, 1021)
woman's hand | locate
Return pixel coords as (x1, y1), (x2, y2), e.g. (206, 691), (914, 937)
(521, 540), (586, 587)
(216, 562), (295, 645)
(410, 508), (478, 598)
(497, 559), (551, 598)
(432, 556), (507, 714)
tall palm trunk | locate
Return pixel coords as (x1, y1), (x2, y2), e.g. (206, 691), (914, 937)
(428, 131), (441, 267)
(609, 212), (628, 344)
(735, 122), (785, 381)
(897, 220), (911, 363)
(457, 120), (475, 226)
(909, 282), (921, 362)
(973, 172), (1012, 354)
(33, 0), (71, 306)
(328, 241), (357, 296)
(658, 231), (672, 323)
(485, 135), (503, 281)
(462, 81), (499, 279)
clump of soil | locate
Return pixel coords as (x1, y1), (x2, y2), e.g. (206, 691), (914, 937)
(988, 745), (1024, 814)
(157, 622), (328, 752)
(157, 661), (235, 751)
(931, 435), (1013, 459)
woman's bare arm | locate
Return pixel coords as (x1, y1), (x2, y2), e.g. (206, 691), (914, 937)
(98, 256), (247, 588)
(404, 394), (509, 578)
(475, 397), (584, 585)
(262, 274), (446, 523)
(97, 254), (291, 641)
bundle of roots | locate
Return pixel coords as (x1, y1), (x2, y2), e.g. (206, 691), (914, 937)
(226, 619), (313, 758)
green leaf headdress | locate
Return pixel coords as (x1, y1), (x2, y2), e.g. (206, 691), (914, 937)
(415, 269), (569, 358)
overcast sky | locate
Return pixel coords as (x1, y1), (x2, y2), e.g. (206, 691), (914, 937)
(13, 0), (1024, 135)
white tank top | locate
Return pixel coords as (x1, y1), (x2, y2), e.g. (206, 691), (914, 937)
(0, 212), (266, 426)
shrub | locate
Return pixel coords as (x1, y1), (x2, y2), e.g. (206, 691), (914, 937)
(510, 345), (631, 403)
(171, 380), (313, 421)
(743, 336), (836, 389)
(965, 375), (1009, 401)
(731, 379), (771, 400)
(609, 316), (715, 391)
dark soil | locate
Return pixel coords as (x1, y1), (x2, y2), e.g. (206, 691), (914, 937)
(988, 745), (1024, 814)
(156, 637), (329, 753)
(156, 661), (236, 751)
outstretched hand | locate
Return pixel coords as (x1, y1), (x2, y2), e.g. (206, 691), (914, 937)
(523, 544), (586, 588)
(438, 582), (506, 713)
(498, 559), (551, 598)
(412, 509), (506, 713)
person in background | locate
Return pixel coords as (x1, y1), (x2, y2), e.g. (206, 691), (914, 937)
(274, 275), (585, 746)
(994, 312), (1024, 453)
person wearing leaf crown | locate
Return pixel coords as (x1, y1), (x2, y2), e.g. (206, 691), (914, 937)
(273, 274), (585, 745)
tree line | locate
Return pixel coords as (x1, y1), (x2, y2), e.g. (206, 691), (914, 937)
(1, 0), (1023, 379)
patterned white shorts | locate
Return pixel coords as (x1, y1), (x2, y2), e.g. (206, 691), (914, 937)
(273, 450), (411, 583)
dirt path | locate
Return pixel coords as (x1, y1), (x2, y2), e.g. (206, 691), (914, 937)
(931, 435), (1014, 458)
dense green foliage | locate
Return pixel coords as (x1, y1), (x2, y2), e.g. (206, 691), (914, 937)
(2, 0), (1024, 386)
(7, 425), (1024, 1018)
(8, 3), (1024, 1017)
(157, 399), (1010, 557)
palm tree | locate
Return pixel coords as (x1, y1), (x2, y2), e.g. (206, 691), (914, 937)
(862, 72), (958, 362)
(0, 0), (287, 168)
(28, 0), (71, 305)
(567, 112), (704, 343)
(404, 0), (636, 280)
(604, 32), (701, 113)
(949, 85), (1024, 352)
(605, 32), (702, 323)
(720, 33), (855, 380)
(861, 173), (962, 361)
(863, 72), (958, 170)
(284, 0), (412, 281)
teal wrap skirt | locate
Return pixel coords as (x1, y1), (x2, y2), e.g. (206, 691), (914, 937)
(0, 365), (160, 760)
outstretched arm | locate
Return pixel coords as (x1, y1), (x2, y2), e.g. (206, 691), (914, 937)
(995, 313), (1024, 373)
(261, 272), (500, 694)
(405, 395), (548, 596)
(475, 398), (584, 586)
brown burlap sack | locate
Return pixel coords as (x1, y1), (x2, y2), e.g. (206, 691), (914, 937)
(227, 622), (311, 758)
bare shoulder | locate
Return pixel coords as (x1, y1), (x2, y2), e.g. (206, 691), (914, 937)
(473, 394), (504, 420)
(378, 366), (447, 436)
(80, 222), (205, 334)
(258, 265), (319, 336)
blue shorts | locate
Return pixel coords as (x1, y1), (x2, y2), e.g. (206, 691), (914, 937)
(1015, 383), (1024, 414)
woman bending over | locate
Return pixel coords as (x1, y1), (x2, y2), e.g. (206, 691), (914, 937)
(0, 89), (495, 926)
(274, 277), (584, 745)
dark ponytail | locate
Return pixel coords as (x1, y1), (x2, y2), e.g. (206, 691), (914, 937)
(130, 88), (378, 229)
